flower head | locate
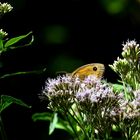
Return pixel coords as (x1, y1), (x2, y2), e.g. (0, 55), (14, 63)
(42, 75), (82, 110)
(76, 80), (122, 118)
(109, 89), (140, 121)
(122, 40), (140, 63)
(0, 2), (13, 16)
(109, 57), (129, 76)
(122, 40), (139, 52)
(0, 29), (8, 39)
(109, 40), (140, 90)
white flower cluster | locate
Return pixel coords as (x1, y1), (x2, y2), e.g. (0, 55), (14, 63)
(43, 74), (140, 119)
(122, 40), (139, 51)
(0, 2), (13, 15)
(0, 29), (8, 39)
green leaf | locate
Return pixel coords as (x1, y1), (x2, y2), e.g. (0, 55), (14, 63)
(4, 31), (32, 48)
(6, 34), (34, 50)
(54, 118), (74, 135)
(32, 112), (53, 122)
(49, 113), (58, 135)
(112, 83), (124, 93)
(0, 95), (31, 113)
(32, 112), (74, 136)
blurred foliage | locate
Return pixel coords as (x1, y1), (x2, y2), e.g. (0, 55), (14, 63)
(0, 95), (31, 113)
(43, 25), (69, 45)
(49, 54), (84, 75)
(99, 0), (140, 24)
(99, 0), (128, 15)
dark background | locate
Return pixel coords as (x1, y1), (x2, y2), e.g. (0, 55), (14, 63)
(1, 0), (140, 139)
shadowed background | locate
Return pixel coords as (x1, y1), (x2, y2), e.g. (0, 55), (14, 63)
(1, 0), (140, 139)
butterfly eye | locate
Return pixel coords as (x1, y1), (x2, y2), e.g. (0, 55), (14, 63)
(93, 66), (97, 71)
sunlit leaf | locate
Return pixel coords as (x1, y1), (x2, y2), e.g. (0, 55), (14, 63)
(4, 31), (32, 48)
(0, 95), (31, 113)
(55, 118), (74, 135)
(32, 112), (74, 135)
(112, 83), (124, 93)
(49, 112), (58, 135)
(7, 34), (34, 50)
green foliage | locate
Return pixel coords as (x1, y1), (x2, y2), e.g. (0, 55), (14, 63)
(0, 31), (34, 53)
(112, 83), (124, 93)
(0, 95), (31, 113)
(49, 112), (58, 135)
(4, 31), (33, 48)
(0, 2), (38, 140)
(0, 29), (45, 80)
(0, 30), (34, 140)
(32, 112), (74, 136)
(109, 41), (140, 94)
(0, 5), (33, 106)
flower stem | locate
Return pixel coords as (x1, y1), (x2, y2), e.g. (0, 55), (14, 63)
(121, 74), (128, 100)
(69, 105), (88, 138)
(0, 114), (7, 140)
(64, 111), (80, 140)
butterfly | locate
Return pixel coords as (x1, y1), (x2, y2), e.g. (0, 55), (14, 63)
(71, 63), (105, 80)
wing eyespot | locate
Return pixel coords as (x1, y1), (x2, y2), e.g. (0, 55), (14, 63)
(93, 66), (97, 71)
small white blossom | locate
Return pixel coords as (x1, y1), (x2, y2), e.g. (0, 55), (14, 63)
(0, 2), (13, 15)
(122, 40), (139, 51)
(0, 29), (8, 39)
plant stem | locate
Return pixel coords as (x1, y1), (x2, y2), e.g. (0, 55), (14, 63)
(69, 106), (89, 139)
(121, 75), (128, 100)
(0, 114), (7, 140)
(64, 111), (80, 140)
